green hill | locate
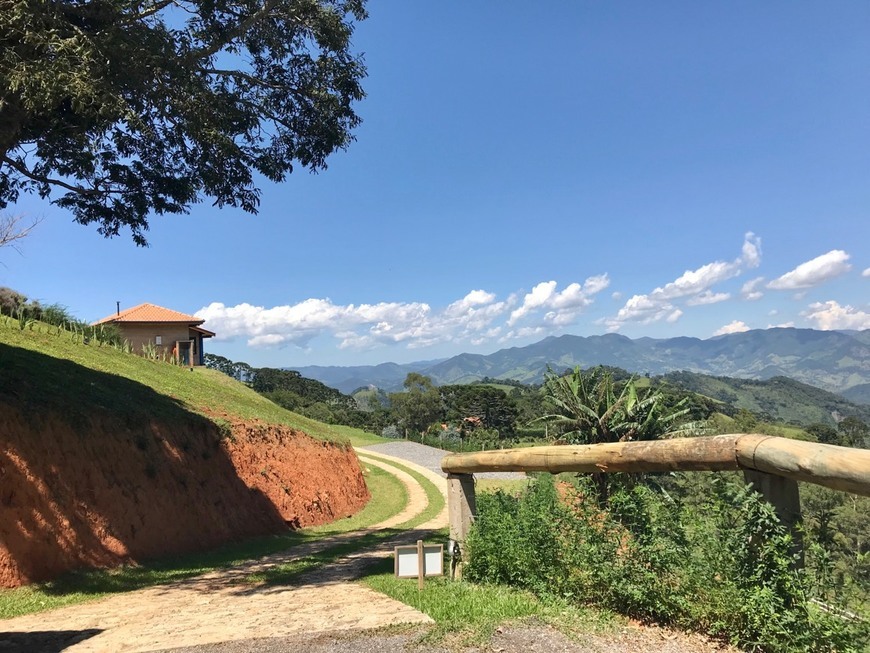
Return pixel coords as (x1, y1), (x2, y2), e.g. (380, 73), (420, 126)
(0, 316), (368, 445)
(659, 371), (870, 427)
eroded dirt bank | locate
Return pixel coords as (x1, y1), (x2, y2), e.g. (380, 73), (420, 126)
(0, 403), (369, 588)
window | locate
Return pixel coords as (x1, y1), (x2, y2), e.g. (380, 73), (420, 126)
(155, 336), (162, 345)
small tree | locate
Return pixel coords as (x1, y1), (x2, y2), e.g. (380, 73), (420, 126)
(536, 366), (697, 504)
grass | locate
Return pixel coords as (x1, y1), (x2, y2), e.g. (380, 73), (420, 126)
(0, 319), (379, 445)
(355, 455), (445, 530)
(307, 464), (408, 535)
(476, 478), (531, 495)
(0, 464), (407, 619)
(344, 431), (390, 447)
(244, 455), (449, 586)
(363, 560), (615, 645)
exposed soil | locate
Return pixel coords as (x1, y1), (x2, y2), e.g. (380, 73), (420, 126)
(0, 402), (369, 588)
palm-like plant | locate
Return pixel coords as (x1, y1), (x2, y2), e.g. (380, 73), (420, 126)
(536, 366), (701, 503)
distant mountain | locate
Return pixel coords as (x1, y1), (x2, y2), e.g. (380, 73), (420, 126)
(290, 328), (869, 395)
(288, 360), (441, 395)
(842, 383), (870, 406)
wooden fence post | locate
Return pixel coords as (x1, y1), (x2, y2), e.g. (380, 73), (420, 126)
(743, 469), (804, 567)
(447, 473), (476, 579)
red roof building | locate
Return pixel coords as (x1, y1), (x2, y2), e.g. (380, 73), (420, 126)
(94, 303), (214, 365)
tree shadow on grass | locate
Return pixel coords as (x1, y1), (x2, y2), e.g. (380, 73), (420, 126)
(0, 344), (289, 590)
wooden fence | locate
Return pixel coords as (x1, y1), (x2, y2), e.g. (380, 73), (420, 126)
(440, 434), (870, 572)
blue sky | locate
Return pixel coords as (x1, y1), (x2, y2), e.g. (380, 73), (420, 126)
(2, 1), (869, 367)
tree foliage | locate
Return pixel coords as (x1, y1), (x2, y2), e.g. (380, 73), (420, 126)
(0, 0), (367, 244)
(537, 366), (697, 445)
(389, 372), (441, 438)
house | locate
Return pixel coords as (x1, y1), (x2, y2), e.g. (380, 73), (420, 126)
(93, 303), (215, 366)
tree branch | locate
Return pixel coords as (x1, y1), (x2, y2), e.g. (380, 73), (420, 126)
(0, 213), (42, 252)
(188, 0), (285, 63)
(1, 155), (101, 197)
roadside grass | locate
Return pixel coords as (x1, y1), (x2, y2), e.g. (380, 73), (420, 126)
(344, 431), (391, 446)
(476, 478), (531, 495)
(355, 455), (445, 530)
(0, 322), (377, 445)
(0, 465), (405, 619)
(363, 560), (616, 646)
(245, 456), (447, 586)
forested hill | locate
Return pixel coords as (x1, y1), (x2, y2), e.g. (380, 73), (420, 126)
(660, 372), (870, 426)
(291, 328), (869, 395)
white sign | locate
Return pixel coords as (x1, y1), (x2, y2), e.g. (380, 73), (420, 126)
(394, 542), (444, 579)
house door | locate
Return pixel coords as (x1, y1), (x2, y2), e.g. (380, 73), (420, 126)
(176, 340), (193, 366)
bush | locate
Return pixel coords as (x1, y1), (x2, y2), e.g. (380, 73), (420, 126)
(381, 424), (401, 439)
(464, 473), (869, 652)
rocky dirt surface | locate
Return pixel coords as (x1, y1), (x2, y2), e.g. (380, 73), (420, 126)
(361, 441), (525, 481)
(156, 622), (734, 653)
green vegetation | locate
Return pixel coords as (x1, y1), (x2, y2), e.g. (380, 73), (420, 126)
(363, 561), (613, 646)
(243, 457), (444, 587)
(662, 371), (870, 427)
(354, 456), (445, 530)
(465, 475), (870, 653)
(0, 315), (383, 444)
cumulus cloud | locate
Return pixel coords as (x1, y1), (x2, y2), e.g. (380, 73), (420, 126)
(741, 277), (765, 301)
(197, 277), (608, 353)
(713, 320), (751, 336)
(863, 268), (870, 278)
(507, 275), (609, 327)
(767, 250), (852, 290)
(604, 232), (761, 330)
(801, 300), (870, 331)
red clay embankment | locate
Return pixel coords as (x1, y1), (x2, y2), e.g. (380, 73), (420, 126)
(0, 404), (369, 588)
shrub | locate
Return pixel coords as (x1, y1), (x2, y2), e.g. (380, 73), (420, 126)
(381, 424), (401, 439)
(465, 472), (869, 652)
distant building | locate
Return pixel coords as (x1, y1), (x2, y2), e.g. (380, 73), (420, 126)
(93, 303), (214, 365)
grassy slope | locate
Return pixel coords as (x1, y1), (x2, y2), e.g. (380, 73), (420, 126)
(0, 318), (378, 444)
(662, 371), (870, 427)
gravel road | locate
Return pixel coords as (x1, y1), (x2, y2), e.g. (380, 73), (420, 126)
(359, 441), (525, 480)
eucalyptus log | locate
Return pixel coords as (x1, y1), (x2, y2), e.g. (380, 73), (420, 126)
(441, 434), (743, 474)
(441, 434), (870, 497)
(736, 435), (870, 496)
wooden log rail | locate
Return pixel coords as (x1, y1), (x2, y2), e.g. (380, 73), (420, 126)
(441, 434), (870, 575)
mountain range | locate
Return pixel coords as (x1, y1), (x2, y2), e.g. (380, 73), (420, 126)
(290, 328), (870, 398)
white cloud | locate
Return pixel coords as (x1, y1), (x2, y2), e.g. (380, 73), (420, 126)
(801, 300), (870, 331)
(767, 250), (852, 290)
(666, 309), (683, 323)
(741, 277), (765, 301)
(686, 291), (730, 306)
(713, 320), (751, 336)
(507, 275), (609, 327)
(197, 277), (607, 353)
(767, 322), (795, 329)
(605, 232), (761, 330)
(863, 267), (870, 278)
(611, 291), (623, 300)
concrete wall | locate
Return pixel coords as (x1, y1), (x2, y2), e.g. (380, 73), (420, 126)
(117, 324), (200, 362)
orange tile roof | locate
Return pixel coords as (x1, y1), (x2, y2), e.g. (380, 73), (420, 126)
(93, 303), (206, 326)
